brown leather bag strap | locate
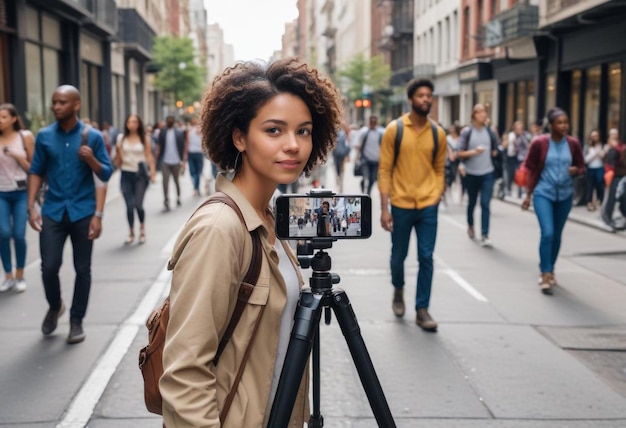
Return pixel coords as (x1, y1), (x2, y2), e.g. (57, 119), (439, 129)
(193, 192), (263, 365)
(219, 305), (265, 424)
(196, 193), (264, 423)
(213, 229), (262, 365)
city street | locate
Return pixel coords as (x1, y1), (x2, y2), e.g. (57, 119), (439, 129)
(0, 160), (625, 427)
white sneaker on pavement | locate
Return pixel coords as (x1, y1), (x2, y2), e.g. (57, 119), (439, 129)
(0, 278), (15, 292)
(13, 279), (26, 293)
(480, 237), (493, 248)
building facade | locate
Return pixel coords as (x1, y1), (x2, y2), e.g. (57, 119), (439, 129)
(0, 0), (207, 133)
(2, 0), (119, 133)
(536, 0), (626, 143)
(206, 23), (234, 86)
(415, 0), (461, 126)
(281, 0), (626, 141)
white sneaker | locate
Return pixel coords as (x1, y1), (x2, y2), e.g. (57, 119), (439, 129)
(480, 237), (493, 248)
(0, 278), (15, 292)
(13, 278), (26, 293)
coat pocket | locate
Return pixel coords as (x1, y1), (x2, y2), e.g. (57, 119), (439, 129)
(244, 283), (269, 306)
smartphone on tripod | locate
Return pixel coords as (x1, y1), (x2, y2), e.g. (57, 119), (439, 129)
(275, 193), (372, 240)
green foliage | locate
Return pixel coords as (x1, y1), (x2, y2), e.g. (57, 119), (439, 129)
(152, 36), (206, 105)
(337, 54), (391, 102)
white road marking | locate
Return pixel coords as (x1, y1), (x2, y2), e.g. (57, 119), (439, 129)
(56, 233), (178, 428)
(437, 214), (489, 302)
(437, 259), (489, 302)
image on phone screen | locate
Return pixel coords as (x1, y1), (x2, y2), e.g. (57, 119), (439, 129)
(275, 195), (371, 240)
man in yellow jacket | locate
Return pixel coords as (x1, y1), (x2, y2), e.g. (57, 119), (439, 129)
(378, 78), (447, 331)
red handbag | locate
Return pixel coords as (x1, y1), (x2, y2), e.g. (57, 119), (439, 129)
(514, 165), (528, 188)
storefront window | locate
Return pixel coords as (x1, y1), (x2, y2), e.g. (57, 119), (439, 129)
(25, 42), (44, 128)
(478, 90), (494, 124)
(80, 61), (102, 123)
(570, 70), (581, 139)
(80, 62), (89, 120)
(42, 14), (61, 49)
(25, 6), (39, 40)
(90, 65), (100, 123)
(527, 80), (535, 129)
(505, 82), (514, 131)
(0, 33), (8, 103)
(23, 8), (61, 133)
(546, 74), (556, 111)
(43, 48), (59, 123)
(584, 66), (601, 141)
(516, 80), (527, 123)
(608, 62), (621, 132)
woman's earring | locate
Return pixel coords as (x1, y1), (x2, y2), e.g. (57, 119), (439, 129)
(234, 151), (241, 170)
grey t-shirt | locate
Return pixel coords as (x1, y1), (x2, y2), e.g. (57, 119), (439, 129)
(361, 129), (381, 162)
(163, 128), (181, 165)
(460, 126), (494, 176)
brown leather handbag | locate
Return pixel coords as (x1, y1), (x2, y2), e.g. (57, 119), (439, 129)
(138, 193), (263, 419)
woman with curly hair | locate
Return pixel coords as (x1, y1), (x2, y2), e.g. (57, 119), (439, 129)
(160, 57), (342, 426)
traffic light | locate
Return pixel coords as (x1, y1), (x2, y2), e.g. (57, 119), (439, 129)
(187, 106), (195, 113)
(362, 99), (371, 108)
(175, 100), (183, 108)
(354, 99), (363, 108)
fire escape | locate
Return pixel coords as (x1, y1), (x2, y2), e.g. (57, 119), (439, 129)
(388, 0), (414, 87)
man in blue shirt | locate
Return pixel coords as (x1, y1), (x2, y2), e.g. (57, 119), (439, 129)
(27, 85), (113, 344)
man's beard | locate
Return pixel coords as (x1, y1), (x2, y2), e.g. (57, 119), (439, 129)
(411, 103), (431, 116)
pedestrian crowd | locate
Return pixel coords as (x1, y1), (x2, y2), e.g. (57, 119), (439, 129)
(0, 84), (220, 345)
(337, 77), (625, 326)
(1, 56), (625, 424)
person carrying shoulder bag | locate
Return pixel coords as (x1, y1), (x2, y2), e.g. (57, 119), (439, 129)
(114, 114), (156, 245)
(521, 108), (585, 295)
(160, 57), (343, 427)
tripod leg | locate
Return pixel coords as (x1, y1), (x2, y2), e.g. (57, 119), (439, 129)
(309, 327), (323, 427)
(331, 289), (396, 428)
(268, 289), (325, 427)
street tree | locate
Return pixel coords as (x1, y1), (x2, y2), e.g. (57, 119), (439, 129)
(152, 35), (206, 109)
(337, 53), (391, 107)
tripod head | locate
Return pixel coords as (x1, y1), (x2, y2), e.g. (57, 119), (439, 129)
(296, 238), (340, 293)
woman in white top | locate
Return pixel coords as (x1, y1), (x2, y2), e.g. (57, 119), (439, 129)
(0, 104), (34, 293)
(113, 114), (156, 244)
(584, 129), (605, 211)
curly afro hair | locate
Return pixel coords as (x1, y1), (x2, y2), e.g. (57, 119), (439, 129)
(200, 57), (343, 175)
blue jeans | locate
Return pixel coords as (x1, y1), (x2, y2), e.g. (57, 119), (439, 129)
(390, 204), (438, 309)
(533, 194), (572, 273)
(465, 172), (495, 237)
(40, 213), (93, 321)
(0, 190), (27, 273)
(188, 152), (204, 192)
(361, 160), (379, 196)
(121, 171), (148, 229)
(585, 166), (605, 204)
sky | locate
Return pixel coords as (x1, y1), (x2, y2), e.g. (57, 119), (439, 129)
(203, 0), (299, 62)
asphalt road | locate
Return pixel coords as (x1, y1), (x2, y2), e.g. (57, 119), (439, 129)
(0, 160), (625, 427)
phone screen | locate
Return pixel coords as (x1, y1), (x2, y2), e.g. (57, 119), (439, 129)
(275, 195), (371, 240)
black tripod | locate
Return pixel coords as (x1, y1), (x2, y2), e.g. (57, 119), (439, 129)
(268, 239), (395, 427)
